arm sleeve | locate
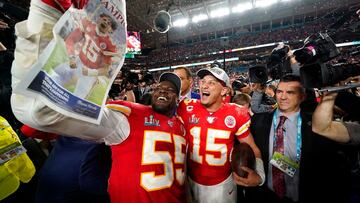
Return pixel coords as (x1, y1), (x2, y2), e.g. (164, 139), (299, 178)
(250, 91), (275, 114)
(343, 122), (360, 145)
(20, 125), (59, 140)
(11, 17), (129, 146)
(235, 106), (251, 139)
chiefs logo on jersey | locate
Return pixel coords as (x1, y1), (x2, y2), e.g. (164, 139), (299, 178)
(224, 116), (236, 128)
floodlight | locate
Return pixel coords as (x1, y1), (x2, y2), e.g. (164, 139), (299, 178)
(255, 0), (278, 8)
(232, 2), (253, 13)
(173, 18), (189, 27)
(192, 14), (208, 23)
(210, 7), (230, 18)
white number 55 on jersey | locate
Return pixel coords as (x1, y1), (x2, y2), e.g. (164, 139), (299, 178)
(140, 130), (186, 191)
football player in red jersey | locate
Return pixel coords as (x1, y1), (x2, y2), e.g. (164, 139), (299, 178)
(177, 67), (265, 203)
(105, 72), (187, 203)
(64, 13), (118, 99)
(13, 60), (188, 203)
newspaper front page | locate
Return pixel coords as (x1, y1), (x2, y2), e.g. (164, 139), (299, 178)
(14, 0), (126, 124)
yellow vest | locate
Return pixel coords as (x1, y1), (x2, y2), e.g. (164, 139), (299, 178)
(0, 116), (35, 200)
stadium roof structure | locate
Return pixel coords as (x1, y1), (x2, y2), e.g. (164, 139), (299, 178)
(126, 0), (360, 49)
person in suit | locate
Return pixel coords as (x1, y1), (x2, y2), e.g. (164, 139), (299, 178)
(173, 67), (200, 101)
(246, 74), (351, 203)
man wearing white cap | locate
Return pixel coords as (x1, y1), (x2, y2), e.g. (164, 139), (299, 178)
(177, 66), (265, 203)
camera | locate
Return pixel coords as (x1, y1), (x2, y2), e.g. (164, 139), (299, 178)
(300, 62), (360, 88)
(119, 67), (139, 91)
(232, 76), (248, 91)
(297, 32), (360, 89)
(267, 44), (293, 80)
(294, 32), (340, 65)
(248, 65), (268, 84)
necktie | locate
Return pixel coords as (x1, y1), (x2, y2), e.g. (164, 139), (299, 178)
(272, 115), (287, 198)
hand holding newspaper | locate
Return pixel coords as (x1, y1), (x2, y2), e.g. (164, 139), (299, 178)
(13, 0), (127, 124)
(11, 0), (130, 145)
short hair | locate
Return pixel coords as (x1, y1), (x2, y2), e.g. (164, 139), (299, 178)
(174, 67), (192, 79)
(99, 13), (117, 31)
(232, 93), (251, 106)
(278, 74), (305, 93)
(279, 74), (301, 83)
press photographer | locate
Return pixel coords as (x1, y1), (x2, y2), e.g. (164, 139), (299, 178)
(295, 32), (360, 92)
(313, 91), (360, 145)
(298, 32), (360, 142)
(247, 65), (277, 113)
(108, 67), (139, 102)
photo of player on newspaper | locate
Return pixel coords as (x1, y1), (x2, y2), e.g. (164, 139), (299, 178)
(14, 0), (126, 124)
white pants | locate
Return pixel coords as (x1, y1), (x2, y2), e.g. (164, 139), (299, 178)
(188, 175), (237, 203)
(51, 62), (78, 86)
(72, 58), (98, 99)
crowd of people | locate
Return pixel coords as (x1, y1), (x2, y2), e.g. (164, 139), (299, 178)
(1, 0), (360, 203)
(146, 7), (358, 67)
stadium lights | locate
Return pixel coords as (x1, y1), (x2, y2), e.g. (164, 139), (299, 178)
(232, 2), (253, 13)
(210, 7), (230, 18)
(255, 0), (278, 8)
(192, 14), (209, 23)
(173, 18), (189, 27)
(148, 57), (239, 72)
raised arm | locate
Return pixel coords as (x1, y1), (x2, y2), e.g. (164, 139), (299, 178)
(312, 92), (350, 143)
(11, 0), (129, 145)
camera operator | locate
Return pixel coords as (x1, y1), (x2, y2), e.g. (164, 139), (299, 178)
(113, 68), (139, 102)
(133, 71), (154, 103)
(313, 91), (360, 144)
(248, 65), (277, 114)
(232, 75), (252, 95)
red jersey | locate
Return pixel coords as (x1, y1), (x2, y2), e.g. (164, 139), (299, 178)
(107, 101), (187, 203)
(40, 0), (87, 12)
(177, 99), (251, 185)
(66, 19), (116, 69)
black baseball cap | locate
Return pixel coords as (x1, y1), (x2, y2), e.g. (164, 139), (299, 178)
(159, 72), (181, 96)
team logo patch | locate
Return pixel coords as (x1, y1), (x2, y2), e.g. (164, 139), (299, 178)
(224, 116), (236, 128)
(207, 116), (216, 124)
(186, 106), (193, 112)
(144, 115), (160, 126)
(100, 42), (107, 49)
(189, 114), (200, 124)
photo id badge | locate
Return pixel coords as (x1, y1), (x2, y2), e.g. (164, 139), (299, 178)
(270, 152), (299, 177)
(0, 142), (27, 165)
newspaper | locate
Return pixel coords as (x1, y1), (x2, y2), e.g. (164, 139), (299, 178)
(14, 0), (127, 124)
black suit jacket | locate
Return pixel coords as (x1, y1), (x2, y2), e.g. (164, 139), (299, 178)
(246, 110), (351, 203)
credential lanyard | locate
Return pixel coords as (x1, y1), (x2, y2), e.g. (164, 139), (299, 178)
(273, 109), (302, 163)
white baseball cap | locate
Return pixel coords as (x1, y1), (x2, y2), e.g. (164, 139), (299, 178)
(197, 67), (231, 87)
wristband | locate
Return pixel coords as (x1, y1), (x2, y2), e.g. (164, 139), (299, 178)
(255, 158), (266, 186)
